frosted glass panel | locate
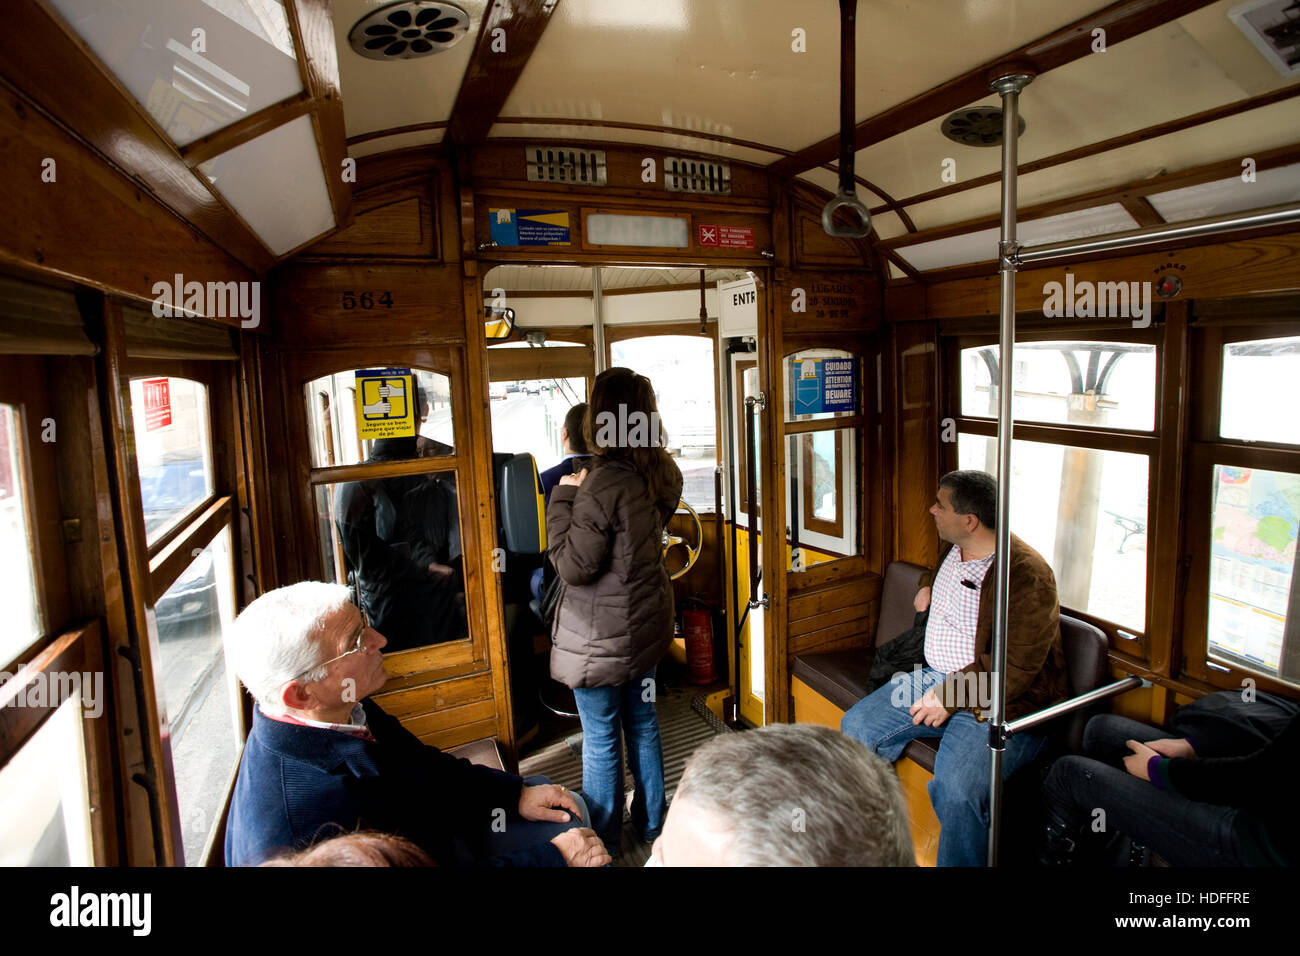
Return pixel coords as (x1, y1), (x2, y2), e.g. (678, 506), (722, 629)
(1148, 165), (1300, 223)
(49, 0), (301, 147)
(896, 204), (1138, 271)
(201, 115), (334, 254)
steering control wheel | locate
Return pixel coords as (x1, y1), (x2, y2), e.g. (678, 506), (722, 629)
(663, 499), (703, 580)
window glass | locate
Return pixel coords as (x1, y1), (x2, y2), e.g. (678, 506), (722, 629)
(305, 368), (454, 468)
(1207, 465), (1299, 684)
(490, 376), (588, 472)
(131, 378), (215, 545)
(314, 471), (467, 652)
(155, 527), (238, 865)
(787, 427), (859, 562)
(0, 404), (41, 665)
(958, 435), (1149, 630)
(960, 342), (1156, 431)
(0, 695), (93, 865)
(783, 349), (858, 423)
(611, 336), (716, 511)
(1220, 336), (1300, 445)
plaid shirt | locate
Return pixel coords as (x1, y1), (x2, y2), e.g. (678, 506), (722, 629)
(923, 546), (995, 674)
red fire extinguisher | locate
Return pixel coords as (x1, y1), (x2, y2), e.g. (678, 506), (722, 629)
(683, 607), (715, 685)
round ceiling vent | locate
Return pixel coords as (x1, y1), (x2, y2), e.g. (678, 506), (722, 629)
(348, 1), (471, 60)
(941, 106), (1026, 147)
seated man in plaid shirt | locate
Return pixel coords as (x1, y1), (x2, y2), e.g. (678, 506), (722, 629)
(841, 470), (1067, 866)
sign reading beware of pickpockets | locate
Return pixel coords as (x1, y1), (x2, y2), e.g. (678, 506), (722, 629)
(355, 368), (416, 440)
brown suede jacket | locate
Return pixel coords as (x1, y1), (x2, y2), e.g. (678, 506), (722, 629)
(933, 534), (1068, 722)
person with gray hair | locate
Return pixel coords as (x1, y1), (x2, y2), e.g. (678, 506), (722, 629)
(224, 581), (608, 867)
(647, 723), (915, 866)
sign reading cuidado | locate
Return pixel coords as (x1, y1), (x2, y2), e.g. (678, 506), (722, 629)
(792, 356), (856, 416)
(354, 368), (416, 440)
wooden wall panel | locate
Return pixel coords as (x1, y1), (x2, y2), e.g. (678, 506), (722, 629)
(776, 270), (881, 335)
(0, 82), (254, 312)
(892, 321), (940, 569)
(926, 233), (1300, 319)
(299, 176), (439, 260)
(268, 262), (467, 347)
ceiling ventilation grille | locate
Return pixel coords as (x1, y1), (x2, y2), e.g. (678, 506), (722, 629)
(525, 146), (607, 185)
(348, 2), (471, 60)
(665, 157), (731, 195)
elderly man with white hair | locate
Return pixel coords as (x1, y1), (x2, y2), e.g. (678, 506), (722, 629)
(224, 581), (608, 867)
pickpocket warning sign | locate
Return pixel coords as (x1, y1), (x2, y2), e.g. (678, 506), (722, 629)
(355, 368), (416, 440)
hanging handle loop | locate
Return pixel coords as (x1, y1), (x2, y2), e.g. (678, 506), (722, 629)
(821, 0), (871, 239)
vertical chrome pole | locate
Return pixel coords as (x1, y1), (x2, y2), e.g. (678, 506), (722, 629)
(592, 266), (607, 374)
(987, 72), (1031, 867)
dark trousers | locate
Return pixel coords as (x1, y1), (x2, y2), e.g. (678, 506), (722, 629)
(1042, 714), (1253, 866)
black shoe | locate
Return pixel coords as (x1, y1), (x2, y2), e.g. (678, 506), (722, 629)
(1039, 822), (1078, 867)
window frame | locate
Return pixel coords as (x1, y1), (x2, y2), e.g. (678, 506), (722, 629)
(939, 324), (1164, 661)
(1181, 318), (1300, 695)
(124, 355), (245, 866)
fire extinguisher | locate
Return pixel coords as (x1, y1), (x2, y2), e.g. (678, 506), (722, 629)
(682, 603), (716, 685)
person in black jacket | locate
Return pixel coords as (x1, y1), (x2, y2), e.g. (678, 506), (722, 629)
(224, 581), (609, 867)
(1042, 694), (1297, 866)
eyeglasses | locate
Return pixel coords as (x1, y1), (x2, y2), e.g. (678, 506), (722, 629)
(288, 608), (372, 685)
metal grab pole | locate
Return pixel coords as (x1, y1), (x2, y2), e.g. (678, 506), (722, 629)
(987, 72), (1032, 868)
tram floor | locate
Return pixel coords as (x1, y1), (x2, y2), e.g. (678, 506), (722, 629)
(518, 660), (730, 866)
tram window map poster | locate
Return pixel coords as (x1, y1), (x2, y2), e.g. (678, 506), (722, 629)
(1208, 465), (1299, 674)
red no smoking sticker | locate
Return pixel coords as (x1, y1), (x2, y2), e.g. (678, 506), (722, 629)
(142, 378), (172, 431)
(698, 224), (755, 249)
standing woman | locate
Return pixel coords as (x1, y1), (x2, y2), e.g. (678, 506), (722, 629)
(547, 367), (684, 855)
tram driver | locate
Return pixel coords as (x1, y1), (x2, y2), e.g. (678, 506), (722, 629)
(223, 581), (610, 867)
(840, 470), (1067, 866)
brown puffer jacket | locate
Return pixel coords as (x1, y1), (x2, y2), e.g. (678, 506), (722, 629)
(547, 456), (683, 689)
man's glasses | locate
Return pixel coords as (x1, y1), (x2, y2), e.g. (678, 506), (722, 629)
(288, 608), (372, 685)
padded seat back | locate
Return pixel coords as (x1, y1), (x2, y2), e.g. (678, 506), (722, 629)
(1058, 613), (1109, 753)
(876, 561), (930, 648)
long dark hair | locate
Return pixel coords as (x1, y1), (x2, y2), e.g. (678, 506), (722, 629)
(583, 368), (681, 508)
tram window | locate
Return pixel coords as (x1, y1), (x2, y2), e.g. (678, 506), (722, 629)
(313, 471), (468, 653)
(958, 435), (1149, 630)
(788, 427), (860, 562)
(784, 350), (859, 423)
(0, 404), (42, 667)
(304, 368), (454, 468)
(153, 528), (239, 865)
(1219, 335), (1300, 445)
(1207, 465), (1299, 684)
(489, 376), (587, 472)
(610, 335), (716, 511)
(960, 342), (1156, 432)
(0, 696), (93, 866)
(129, 378), (215, 546)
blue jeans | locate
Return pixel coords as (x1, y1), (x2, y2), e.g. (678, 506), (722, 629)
(1041, 715), (1256, 866)
(841, 665), (1049, 866)
(572, 669), (667, 849)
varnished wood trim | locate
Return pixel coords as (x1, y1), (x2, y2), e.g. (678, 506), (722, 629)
(147, 496), (233, 601)
(348, 121), (450, 148)
(770, 0), (1224, 177)
(180, 93), (315, 168)
(309, 456), (460, 485)
(447, 0), (561, 147)
(285, 0), (352, 230)
(876, 84), (1300, 215)
(956, 416), (1158, 455)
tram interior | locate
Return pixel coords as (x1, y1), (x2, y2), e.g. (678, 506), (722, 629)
(0, 0), (1297, 872)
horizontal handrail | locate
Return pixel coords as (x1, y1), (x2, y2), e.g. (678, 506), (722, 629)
(1013, 202), (1300, 267)
(1004, 676), (1146, 738)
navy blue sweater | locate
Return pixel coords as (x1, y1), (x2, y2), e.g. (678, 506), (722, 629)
(225, 700), (565, 867)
